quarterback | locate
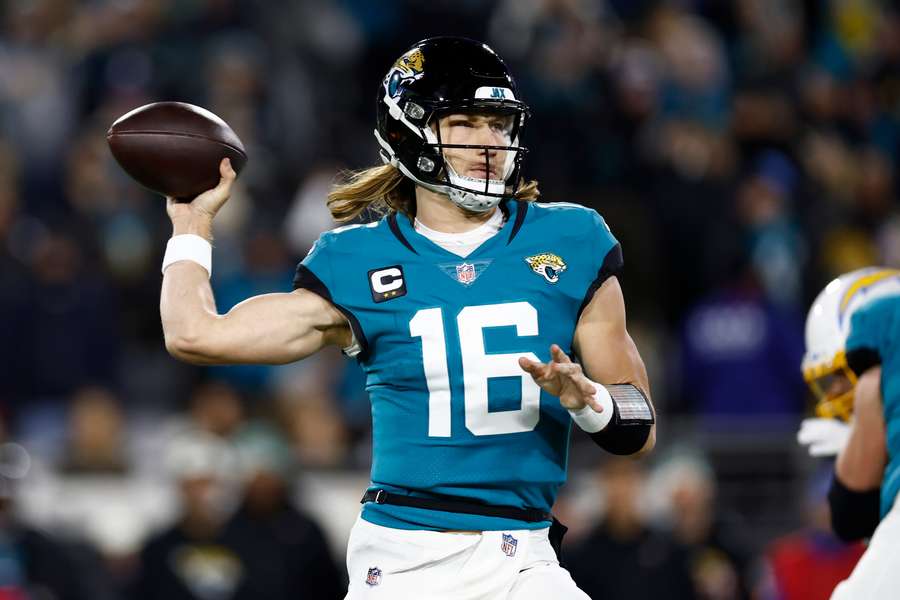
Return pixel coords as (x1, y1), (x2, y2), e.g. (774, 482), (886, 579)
(160, 37), (655, 599)
(798, 268), (900, 598)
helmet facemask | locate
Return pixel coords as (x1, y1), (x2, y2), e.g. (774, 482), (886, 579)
(424, 107), (527, 212)
(803, 351), (857, 421)
(376, 91), (529, 213)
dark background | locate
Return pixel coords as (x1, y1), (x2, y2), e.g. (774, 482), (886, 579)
(0, 1), (897, 598)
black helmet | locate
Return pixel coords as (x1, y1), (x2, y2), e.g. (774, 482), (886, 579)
(374, 36), (530, 212)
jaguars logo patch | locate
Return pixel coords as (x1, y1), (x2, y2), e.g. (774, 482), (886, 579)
(525, 253), (567, 283)
(385, 48), (425, 98)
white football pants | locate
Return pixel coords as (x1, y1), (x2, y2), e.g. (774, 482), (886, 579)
(343, 515), (591, 600)
(830, 494), (900, 599)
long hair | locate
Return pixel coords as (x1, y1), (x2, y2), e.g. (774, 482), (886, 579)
(327, 164), (541, 223)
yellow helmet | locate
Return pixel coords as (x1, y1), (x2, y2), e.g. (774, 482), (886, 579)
(803, 267), (900, 420)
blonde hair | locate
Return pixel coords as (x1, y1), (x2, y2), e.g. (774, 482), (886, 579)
(327, 164), (540, 223)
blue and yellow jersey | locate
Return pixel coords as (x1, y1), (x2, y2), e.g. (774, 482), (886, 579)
(294, 200), (621, 531)
(846, 296), (900, 517)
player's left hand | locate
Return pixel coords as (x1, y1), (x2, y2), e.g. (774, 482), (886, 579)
(519, 344), (603, 412)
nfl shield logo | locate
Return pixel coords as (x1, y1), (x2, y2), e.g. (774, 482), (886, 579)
(456, 262), (476, 285)
(500, 533), (518, 557)
(366, 566), (382, 586)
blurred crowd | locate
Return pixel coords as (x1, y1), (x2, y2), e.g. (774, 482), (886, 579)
(1, 0), (899, 598)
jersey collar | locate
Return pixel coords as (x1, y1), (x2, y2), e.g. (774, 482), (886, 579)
(387, 199), (529, 259)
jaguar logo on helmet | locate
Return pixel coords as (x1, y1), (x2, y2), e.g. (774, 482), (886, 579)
(385, 48), (425, 98)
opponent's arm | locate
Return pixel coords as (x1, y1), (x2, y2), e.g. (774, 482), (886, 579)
(828, 366), (885, 540)
(161, 159), (350, 365)
(836, 367), (887, 487)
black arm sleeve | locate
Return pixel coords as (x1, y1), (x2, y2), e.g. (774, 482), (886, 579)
(589, 401), (652, 455)
(846, 346), (882, 378)
(828, 471), (881, 542)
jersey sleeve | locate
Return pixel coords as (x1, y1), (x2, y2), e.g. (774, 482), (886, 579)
(292, 232), (368, 358)
(590, 211), (623, 286)
(846, 298), (897, 376)
(576, 210), (623, 319)
(293, 233), (337, 301)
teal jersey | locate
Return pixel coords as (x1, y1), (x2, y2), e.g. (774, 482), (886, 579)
(846, 296), (900, 518)
(294, 200), (622, 531)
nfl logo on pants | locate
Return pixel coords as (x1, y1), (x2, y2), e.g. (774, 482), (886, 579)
(500, 533), (518, 557)
(366, 567), (382, 587)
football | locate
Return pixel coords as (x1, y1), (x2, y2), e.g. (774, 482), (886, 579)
(106, 101), (247, 201)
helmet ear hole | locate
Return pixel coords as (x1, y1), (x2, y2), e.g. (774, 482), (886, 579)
(405, 102), (425, 120)
(417, 156), (436, 173)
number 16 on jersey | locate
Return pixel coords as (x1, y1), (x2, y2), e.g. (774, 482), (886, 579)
(409, 301), (543, 438)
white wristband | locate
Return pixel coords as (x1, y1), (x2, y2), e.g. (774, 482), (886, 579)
(568, 381), (615, 433)
(162, 234), (212, 278)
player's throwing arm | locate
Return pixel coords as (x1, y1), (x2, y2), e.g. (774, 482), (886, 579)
(159, 158), (351, 365)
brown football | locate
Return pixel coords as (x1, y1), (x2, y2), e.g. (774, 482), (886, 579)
(106, 102), (247, 200)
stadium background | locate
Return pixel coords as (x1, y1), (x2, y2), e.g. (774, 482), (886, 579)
(0, 0), (898, 598)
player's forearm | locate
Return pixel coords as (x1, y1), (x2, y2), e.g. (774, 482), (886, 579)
(160, 261), (222, 363)
(836, 367), (886, 489)
(836, 439), (883, 490)
(581, 334), (656, 456)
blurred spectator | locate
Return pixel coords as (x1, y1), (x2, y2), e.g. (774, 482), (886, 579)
(188, 381), (246, 439)
(678, 259), (805, 422)
(650, 7), (731, 129)
(567, 457), (697, 600)
(0, 138), (30, 410)
(59, 386), (129, 475)
(22, 227), (118, 393)
(761, 468), (865, 600)
(132, 430), (240, 600)
(276, 362), (349, 468)
(0, 1), (899, 594)
(221, 424), (344, 599)
(736, 151), (805, 308)
(652, 452), (755, 600)
(0, 0), (77, 215)
(0, 421), (114, 600)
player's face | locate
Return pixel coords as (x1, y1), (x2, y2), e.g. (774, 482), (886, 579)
(823, 372), (854, 398)
(810, 369), (856, 420)
(436, 112), (514, 181)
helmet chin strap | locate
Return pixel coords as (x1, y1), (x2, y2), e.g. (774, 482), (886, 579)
(443, 161), (504, 212)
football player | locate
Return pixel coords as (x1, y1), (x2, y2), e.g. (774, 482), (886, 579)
(160, 37), (655, 599)
(797, 267), (900, 598)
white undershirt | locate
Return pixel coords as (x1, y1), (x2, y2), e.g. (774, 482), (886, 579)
(414, 209), (506, 258)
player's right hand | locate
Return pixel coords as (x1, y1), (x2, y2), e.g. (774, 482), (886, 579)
(797, 417), (851, 457)
(166, 158), (236, 236)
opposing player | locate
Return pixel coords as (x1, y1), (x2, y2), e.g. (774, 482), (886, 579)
(797, 268), (900, 598)
(160, 37), (655, 599)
